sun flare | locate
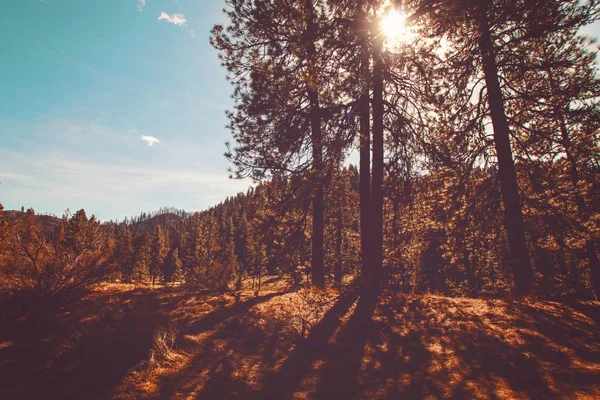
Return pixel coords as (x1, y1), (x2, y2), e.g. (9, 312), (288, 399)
(379, 9), (411, 45)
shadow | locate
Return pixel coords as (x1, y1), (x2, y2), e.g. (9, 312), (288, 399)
(514, 300), (600, 367)
(373, 296), (438, 399)
(155, 290), (290, 400)
(312, 292), (377, 400)
(187, 291), (288, 336)
(3, 286), (600, 400)
(372, 294), (600, 399)
(250, 288), (360, 399)
(261, 275), (281, 285)
(562, 300), (600, 329)
(0, 286), (189, 400)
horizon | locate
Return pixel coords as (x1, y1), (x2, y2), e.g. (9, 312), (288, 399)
(0, 0), (252, 221)
(1, 0), (599, 221)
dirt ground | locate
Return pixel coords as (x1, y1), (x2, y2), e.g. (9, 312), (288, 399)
(1, 278), (599, 399)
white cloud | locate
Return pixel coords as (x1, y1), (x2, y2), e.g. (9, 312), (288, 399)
(157, 12), (187, 26)
(136, 0), (145, 11)
(190, 29), (197, 38)
(0, 147), (251, 221)
(141, 135), (160, 146)
(0, 118), (253, 221)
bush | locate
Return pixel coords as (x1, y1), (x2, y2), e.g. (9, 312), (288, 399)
(261, 286), (337, 339)
(0, 209), (115, 300)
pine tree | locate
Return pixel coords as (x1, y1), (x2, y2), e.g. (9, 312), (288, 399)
(183, 215), (204, 284)
(401, 0), (599, 296)
(1, 208), (112, 298)
(150, 225), (168, 285)
(504, 28), (600, 297)
(235, 210), (250, 273)
(115, 226), (134, 282)
(166, 247), (183, 285)
(220, 216), (239, 291)
(63, 209), (89, 254)
(211, 0), (356, 288)
(201, 211), (222, 288)
(324, 167), (360, 286)
(132, 232), (151, 284)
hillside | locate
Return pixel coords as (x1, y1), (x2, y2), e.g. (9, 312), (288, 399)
(4, 208), (187, 233)
(129, 212), (186, 235)
(3, 210), (61, 229)
(1, 280), (599, 400)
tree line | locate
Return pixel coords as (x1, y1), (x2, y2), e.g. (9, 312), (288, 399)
(1, 0), (599, 301)
(211, 0), (600, 298)
(1, 156), (599, 300)
(0, 169), (360, 298)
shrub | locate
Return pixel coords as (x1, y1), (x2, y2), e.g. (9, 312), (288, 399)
(0, 209), (115, 300)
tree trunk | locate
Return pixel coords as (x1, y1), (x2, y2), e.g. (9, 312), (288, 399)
(371, 38), (384, 292)
(310, 132), (325, 288)
(478, 8), (533, 297)
(585, 241), (600, 298)
(256, 269), (262, 296)
(359, 31), (372, 290)
(334, 205), (343, 286)
(306, 0), (324, 288)
(555, 236), (569, 277)
(463, 235), (476, 296)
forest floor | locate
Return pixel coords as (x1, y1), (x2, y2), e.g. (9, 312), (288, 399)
(1, 278), (600, 400)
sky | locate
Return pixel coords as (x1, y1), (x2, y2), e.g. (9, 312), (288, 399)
(1, 1), (599, 222)
(0, 0), (249, 222)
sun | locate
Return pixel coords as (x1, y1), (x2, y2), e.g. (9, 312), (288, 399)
(380, 9), (406, 39)
(379, 9), (412, 45)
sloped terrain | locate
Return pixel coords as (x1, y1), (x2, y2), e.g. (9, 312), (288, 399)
(129, 212), (185, 235)
(3, 210), (62, 229)
(1, 280), (599, 400)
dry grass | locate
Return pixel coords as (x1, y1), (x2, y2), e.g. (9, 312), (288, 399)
(1, 277), (599, 399)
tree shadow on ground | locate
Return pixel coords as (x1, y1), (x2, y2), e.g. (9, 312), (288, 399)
(152, 291), (600, 400)
(1, 293), (133, 399)
(3, 286), (600, 400)
(311, 292), (378, 400)
(249, 288), (361, 400)
(186, 290), (288, 336)
(0, 287), (194, 400)
(147, 288), (359, 399)
(349, 294), (600, 399)
(0, 285), (268, 400)
(152, 290), (293, 399)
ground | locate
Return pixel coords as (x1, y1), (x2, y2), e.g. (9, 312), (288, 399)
(1, 278), (599, 400)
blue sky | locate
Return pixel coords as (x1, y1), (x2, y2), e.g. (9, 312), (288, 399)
(0, 0), (250, 221)
(1, 1), (599, 222)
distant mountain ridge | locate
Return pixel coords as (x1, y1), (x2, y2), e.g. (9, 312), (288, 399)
(2, 209), (185, 234)
(129, 212), (185, 234)
(2, 191), (252, 235)
(3, 210), (62, 230)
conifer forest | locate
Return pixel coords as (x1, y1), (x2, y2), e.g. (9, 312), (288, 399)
(2, 0), (600, 399)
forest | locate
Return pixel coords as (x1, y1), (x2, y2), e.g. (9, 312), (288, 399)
(1, 0), (600, 399)
(2, 157), (599, 301)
